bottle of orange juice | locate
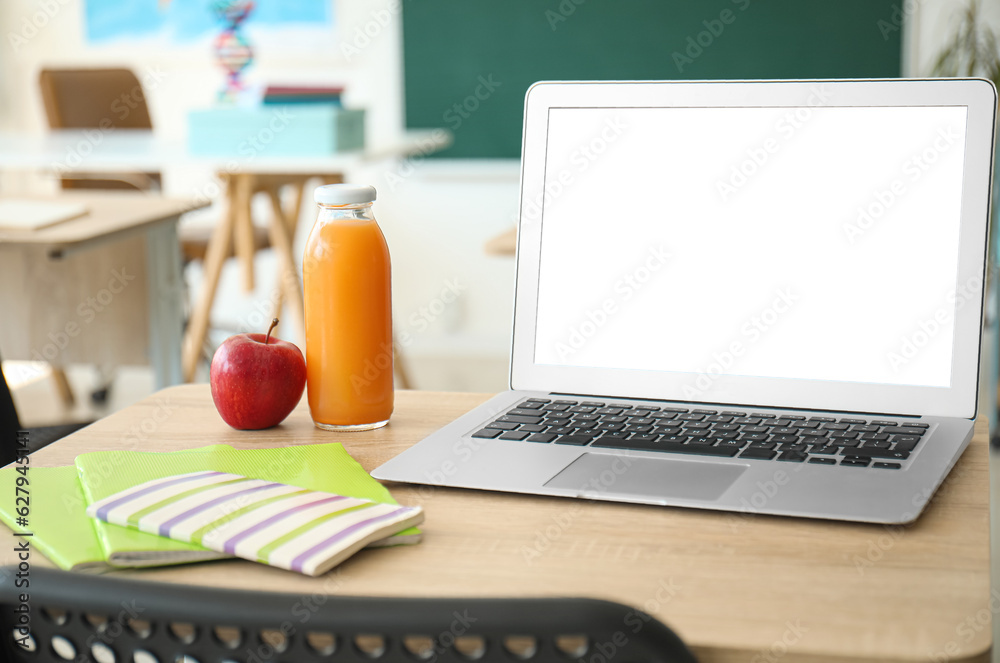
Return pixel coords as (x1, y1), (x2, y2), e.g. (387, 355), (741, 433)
(303, 184), (393, 430)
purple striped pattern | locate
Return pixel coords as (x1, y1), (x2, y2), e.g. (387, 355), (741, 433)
(157, 482), (284, 536)
(95, 471), (225, 520)
(89, 471), (424, 576)
(289, 508), (416, 573)
(221, 494), (347, 554)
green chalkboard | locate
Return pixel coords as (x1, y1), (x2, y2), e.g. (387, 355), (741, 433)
(403, 1), (903, 158)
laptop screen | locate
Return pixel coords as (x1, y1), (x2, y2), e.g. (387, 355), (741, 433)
(532, 105), (969, 392)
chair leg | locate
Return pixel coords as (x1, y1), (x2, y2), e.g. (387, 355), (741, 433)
(50, 368), (74, 408)
(273, 183), (298, 335)
(182, 176), (239, 382)
(233, 175), (257, 293)
(271, 288), (286, 333)
(392, 339), (413, 390)
(287, 180), (307, 236)
(90, 364), (115, 405)
(264, 186), (305, 335)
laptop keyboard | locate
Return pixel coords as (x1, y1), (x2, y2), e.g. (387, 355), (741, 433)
(471, 398), (929, 469)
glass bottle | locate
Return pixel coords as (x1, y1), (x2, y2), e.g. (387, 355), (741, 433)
(303, 184), (393, 431)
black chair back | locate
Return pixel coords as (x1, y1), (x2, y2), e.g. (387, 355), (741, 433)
(0, 566), (697, 662)
(0, 359), (22, 468)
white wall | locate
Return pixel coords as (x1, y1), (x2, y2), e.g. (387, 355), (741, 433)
(0, 0), (994, 392)
(0, 1), (406, 139)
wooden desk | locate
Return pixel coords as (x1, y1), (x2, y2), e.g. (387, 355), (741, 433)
(0, 130), (452, 176)
(0, 194), (207, 388)
(4, 385), (991, 662)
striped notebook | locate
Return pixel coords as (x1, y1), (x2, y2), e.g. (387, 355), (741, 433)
(86, 471), (424, 576)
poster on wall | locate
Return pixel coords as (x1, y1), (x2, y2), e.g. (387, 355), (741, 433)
(83, 0), (334, 47)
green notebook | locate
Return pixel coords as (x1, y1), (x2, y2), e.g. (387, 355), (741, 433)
(74, 443), (420, 567)
(0, 449), (240, 571)
(0, 466), (110, 572)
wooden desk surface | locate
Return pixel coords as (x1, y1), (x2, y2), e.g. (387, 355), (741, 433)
(0, 192), (204, 252)
(6, 385), (991, 662)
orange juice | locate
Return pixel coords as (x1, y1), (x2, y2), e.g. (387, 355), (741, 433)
(303, 184), (393, 430)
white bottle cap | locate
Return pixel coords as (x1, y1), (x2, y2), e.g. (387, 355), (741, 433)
(314, 184), (377, 205)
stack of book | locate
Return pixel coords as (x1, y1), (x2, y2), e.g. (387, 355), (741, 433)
(0, 443), (421, 575)
(188, 99), (365, 156)
(262, 85), (344, 106)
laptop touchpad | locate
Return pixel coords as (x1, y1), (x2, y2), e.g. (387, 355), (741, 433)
(544, 453), (746, 502)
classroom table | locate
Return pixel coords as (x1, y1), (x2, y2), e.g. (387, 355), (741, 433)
(1, 385), (991, 662)
(0, 193), (207, 389)
(0, 129), (452, 381)
(0, 130), (450, 176)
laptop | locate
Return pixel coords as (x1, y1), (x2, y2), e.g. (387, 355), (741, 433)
(374, 78), (997, 524)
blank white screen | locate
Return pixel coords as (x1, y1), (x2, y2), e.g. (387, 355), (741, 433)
(532, 106), (968, 388)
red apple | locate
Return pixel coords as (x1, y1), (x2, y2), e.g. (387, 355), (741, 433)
(210, 318), (307, 430)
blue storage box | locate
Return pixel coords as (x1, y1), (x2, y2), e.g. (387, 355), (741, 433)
(188, 105), (365, 157)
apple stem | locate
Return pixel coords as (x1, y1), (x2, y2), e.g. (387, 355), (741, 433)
(265, 318), (279, 344)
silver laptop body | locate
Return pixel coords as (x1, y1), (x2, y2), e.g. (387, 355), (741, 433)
(374, 78), (997, 524)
